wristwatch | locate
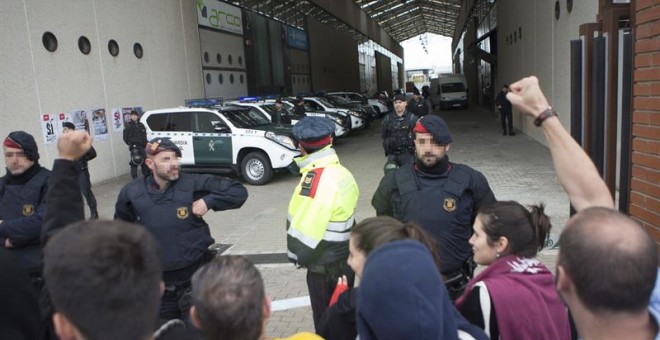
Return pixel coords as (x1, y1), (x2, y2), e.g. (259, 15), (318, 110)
(533, 107), (558, 127)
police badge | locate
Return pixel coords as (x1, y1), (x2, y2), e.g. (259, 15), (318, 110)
(443, 198), (456, 212)
(22, 204), (35, 216)
(177, 206), (189, 219)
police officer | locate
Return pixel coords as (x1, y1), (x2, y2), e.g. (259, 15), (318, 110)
(123, 110), (149, 179)
(0, 131), (51, 287)
(114, 138), (248, 320)
(496, 84), (515, 136)
(293, 95), (306, 117)
(407, 87), (430, 117)
(287, 116), (358, 330)
(381, 93), (418, 171)
(372, 115), (496, 299)
(62, 122), (98, 219)
(273, 98), (292, 125)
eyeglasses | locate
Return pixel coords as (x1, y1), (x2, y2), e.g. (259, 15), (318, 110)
(5, 151), (26, 158)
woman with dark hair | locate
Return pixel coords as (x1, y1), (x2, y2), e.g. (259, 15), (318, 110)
(455, 201), (572, 340)
(318, 216), (486, 340)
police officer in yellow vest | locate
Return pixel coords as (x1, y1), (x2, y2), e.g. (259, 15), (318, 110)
(287, 116), (359, 330)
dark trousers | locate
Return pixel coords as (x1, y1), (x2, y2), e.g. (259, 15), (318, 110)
(79, 168), (97, 210)
(500, 109), (513, 134)
(160, 281), (192, 321)
(306, 261), (355, 331)
(130, 148), (149, 179)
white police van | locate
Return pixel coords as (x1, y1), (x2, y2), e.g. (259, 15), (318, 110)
(140, 99), (300, 185)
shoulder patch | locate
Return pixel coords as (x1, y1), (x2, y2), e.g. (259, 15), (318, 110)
(299, 168), (325, 198)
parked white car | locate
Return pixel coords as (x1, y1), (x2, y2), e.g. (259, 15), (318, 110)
(141, 99), (300, 185)
(327, 91), (390, 117)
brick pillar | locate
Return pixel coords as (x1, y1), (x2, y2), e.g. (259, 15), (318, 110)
(631, 0), (660, 237)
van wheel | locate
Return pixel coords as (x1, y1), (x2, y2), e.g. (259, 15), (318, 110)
(241, 152), (273, 185)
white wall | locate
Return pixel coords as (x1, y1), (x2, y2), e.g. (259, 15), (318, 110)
(199, 30), (247, 100)
(0, 0), (203, 182)
(497, 0), (598, 145)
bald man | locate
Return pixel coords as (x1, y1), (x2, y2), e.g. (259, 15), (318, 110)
(507, 76), (658, 340)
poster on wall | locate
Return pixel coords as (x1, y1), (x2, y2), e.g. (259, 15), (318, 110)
(111, 108), (123, 132)
(111, 107), (144, 132)
(91, 108), (109, 141)
(70, 109), (91, 133)
(40, 113), (59, 145)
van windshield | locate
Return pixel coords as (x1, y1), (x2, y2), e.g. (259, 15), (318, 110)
(441, 82), (466, 93)
(222, 108), (271, 128)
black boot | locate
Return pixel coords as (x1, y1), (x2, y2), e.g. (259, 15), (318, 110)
(90, 206), (99, 220)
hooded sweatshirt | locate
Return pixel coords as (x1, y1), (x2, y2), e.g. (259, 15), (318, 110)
(357, 240), (487, 340)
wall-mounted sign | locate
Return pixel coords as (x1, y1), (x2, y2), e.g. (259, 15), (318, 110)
(286, 26), (308, 50)
(196, 0), (243, 35)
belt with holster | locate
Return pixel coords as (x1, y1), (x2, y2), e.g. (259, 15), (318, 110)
(304, 260), (345, 276)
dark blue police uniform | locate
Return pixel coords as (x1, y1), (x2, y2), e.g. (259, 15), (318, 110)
(0, 131), (50, 278)
(114, 138), (248, 320)
(372, 116), (495, 299)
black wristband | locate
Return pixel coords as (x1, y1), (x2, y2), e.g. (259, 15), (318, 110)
(534, 107), (558, 127)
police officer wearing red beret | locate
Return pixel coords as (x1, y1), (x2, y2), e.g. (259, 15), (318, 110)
(372, 115), (496, 299)
(0, 131), (51, 286)
(115, 137), (248, 320)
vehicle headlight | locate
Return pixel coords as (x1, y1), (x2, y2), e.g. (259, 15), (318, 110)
(349, 110), (362, 118)
(266, 132), (297, 150)
(326, 114), (344, 126)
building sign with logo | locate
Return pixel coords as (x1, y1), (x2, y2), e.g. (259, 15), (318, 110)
(286, 26), (308, 50)
(196, 0), (243, 35)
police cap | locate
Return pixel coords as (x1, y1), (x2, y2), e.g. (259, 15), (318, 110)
(62, 122), (76, 130)
(413, 115), (452, 144)
(292, 117), (335, 148)
(146, 138), (182, 157)
(393, 93), (407, 102)
(4, 131), (39, 162)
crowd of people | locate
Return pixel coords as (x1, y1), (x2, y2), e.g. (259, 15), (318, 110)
(0, 75), (657, 340)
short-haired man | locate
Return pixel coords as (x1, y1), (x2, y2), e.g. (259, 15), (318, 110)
(287, 116), (359, 330)
(0, 131), (50, 283)
(62, 122), (98, 219)
(44, 220), (163, 340)
(380, 93), (418, 170)
(115, 138), (248, 320)
(273, 98), (292, 125)
(407, 87), (429, 117)
(293, 95), (307, 117)
(506, 76), (659, 339)
(190, 255), (322, 340)
(372, 115), (496, 299)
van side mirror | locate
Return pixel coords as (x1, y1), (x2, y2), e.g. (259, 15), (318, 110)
(214, 123), (231, 133)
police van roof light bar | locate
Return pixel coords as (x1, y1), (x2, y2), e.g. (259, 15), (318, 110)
(185, 98), (223, 107)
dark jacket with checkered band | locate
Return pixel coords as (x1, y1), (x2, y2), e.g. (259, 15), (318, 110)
(115, 173), (248, 271)
(371, 163), (495, 274)
(0, 164), (50, 273)
(287, 146), (359, 267)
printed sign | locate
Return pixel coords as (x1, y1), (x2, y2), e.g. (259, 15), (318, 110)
(70, 109), (91, 133)
(91, 108), (108, 141)
(40, 113), (59, 144)
(196, 0), (243, 34)
(287, 26), (308, 50)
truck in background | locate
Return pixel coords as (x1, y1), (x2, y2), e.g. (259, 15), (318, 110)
(430, 74), (468, 110)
